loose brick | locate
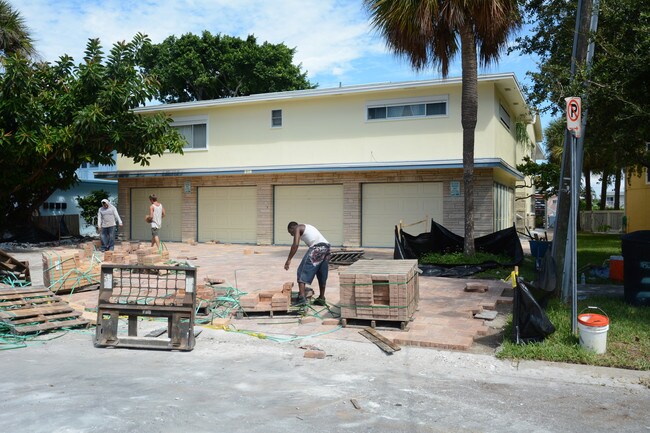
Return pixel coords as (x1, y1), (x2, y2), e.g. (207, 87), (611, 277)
(303, 349), (326, 359)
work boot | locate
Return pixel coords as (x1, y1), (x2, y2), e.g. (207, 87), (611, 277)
(312, 297), (327, 306)
(292, 296), (308, 307)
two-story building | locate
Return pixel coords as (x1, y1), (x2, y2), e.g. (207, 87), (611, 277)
(96, 73), (542, 247)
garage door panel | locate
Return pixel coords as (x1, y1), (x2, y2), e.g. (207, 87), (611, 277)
(130, 188), (183, 242)
(274, 185), (343, 246)
(362, 182), (443, 247)
(198, 187), (257, 243)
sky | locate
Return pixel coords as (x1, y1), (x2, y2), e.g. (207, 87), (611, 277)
(15, 0), (540, 98)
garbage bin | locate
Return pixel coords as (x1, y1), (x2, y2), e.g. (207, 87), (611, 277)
(529, 240), (552, 271)
(621, 230), (650, 306)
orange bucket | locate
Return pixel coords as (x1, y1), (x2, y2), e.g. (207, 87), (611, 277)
(577, 313), (609, 327)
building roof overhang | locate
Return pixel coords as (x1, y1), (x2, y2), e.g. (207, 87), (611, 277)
(95, 158), (523, 181)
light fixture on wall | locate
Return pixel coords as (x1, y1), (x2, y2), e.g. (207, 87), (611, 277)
(184, 181), (192, 194)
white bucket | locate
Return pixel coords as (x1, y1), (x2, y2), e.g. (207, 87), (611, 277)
(578, 307), (609, 354)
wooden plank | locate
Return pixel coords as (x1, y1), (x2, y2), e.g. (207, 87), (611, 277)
(0, 288), (53, 299)
(0, 295), (62, 308)
(359, 326), (401, 354)
(9, 311), (81, 325)
(13, 318), (89, 334)
(0, 303), (73, 319)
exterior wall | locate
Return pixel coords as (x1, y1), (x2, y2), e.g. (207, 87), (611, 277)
(625, 169), (650, 232)
(118, 82), (522, 172)
(43, 180), (118, 236)
(118, 168), (497, 246)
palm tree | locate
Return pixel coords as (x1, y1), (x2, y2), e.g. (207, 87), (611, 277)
(364, 0), (521, 255)
(0, 0), (35, 57)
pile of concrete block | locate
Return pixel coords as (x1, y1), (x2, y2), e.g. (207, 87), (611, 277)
(239, 282), (294, 312)
(339, 259), (419, 322)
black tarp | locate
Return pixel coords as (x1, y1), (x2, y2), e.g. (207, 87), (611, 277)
(512, 279), (556, 343)
(394, 220), (524, 277)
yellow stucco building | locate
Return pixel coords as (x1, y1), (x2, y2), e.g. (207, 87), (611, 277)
(97, 73), (542, 247)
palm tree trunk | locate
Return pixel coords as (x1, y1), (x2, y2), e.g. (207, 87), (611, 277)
(599, 171), (609, 210)
(614, 169), (621, 209)
(460, 24), (477, 256)
(584, 168), (592, 210)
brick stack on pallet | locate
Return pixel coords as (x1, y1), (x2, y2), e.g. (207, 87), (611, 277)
(42, 247), (102, 294)
(339, 259), (419, 323)
(42, 241), (171, 294)
(239, 282), (294, 313)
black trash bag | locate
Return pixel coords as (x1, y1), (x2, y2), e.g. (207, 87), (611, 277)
(512, 279), (556, 344)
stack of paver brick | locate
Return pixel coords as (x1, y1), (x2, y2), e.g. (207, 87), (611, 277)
(42, 247), (102, 294)
(239, 282), (294, 312)
(339, 259), (419, 324)
(104, 242), (170, 266)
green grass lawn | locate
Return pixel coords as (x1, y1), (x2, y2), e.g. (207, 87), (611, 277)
(417, 232), (650, 371)
(497, 296), (650, 370)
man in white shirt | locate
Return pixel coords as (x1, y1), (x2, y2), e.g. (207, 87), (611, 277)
(284, 221), (331, 306)
(97, 199), (123, 251)
(148, 194), (166, 249)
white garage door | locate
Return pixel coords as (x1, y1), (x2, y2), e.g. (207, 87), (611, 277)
(130, 188), (183, 242)
(362, 182), (443, 247)
(198, 186), (257, 243)
(274, 185), (343, 246)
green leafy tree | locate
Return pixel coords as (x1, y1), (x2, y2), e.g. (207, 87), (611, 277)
(76, 190), (111, 227)
(0, 34), (186, 230)
(0, 0), (35, 58)
(364, 0), (521, 255)
(514, 0), (649, 178)
(138, 31), (315, 103)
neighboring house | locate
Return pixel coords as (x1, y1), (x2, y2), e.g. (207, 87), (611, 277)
(603, 191), (625, 209)
(96, 73), (542, 247)
(42, 154), (118, 236)
(625, 146), (650, 232)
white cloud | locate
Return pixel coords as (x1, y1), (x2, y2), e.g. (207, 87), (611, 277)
(12, 0), (539, 96)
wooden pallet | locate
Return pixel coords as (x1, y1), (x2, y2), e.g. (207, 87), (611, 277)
(341, 317), (411, 331)
(0, 249), (31, 285)
(0, 287), (90, 334)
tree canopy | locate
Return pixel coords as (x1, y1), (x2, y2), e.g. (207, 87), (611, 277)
(0, 34), (186, 229)
(0, 0), (35, 58)
(138, 31), (315, 103)
(514, 0), (649, 176)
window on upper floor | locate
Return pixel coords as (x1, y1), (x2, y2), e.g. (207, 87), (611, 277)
(499, 103), (511, 130)
(271, 109), (283, 128)
(172, 116), (208, 150)
(366, 96), (447, 121)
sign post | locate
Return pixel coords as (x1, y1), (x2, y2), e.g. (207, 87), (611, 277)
(565, 97), (581, 334)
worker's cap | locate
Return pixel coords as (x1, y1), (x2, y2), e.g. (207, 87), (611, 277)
(101, 199), (109, 204)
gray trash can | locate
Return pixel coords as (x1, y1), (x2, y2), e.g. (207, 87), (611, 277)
(621, 230), (650, 306)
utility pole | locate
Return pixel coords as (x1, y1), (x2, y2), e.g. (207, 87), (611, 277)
(551, 0), (593, 298)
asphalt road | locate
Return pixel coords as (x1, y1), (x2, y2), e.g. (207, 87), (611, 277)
(1, 324), (649, 433)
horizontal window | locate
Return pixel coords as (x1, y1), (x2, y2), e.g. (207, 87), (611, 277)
(367, 100), (447, 121)
(172, 118), (208, 150)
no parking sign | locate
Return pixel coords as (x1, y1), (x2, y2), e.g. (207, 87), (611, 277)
(565, 97), (582, 138)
